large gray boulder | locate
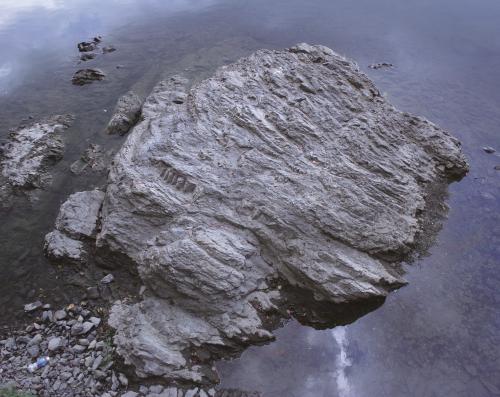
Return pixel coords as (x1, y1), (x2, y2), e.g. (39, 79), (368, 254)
(49, 44), (468, 384)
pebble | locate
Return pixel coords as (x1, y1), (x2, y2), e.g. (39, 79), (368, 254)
(48, 336), (62, 351)
(483, 146), (496, 153)
(101, 274), (115, 284)
(24, 301), (43, 312)
(54, 309), (67, 321)
(27, 334), (43, 346)
(121, 392), (139, 397)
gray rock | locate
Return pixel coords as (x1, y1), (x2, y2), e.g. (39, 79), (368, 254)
(121, 392), (139, 397)
(80, 52), (97, 61)
(71, 321), (94, 336)
(0, 115), (73, 205)
(52, 44), (468, 384)
(44, 230), (86, 263)
(41, 310), (53, 322)
(78, 41), (97, 52)
(27, 344), (40, 358)
(105, 91), (142, 136)
(102, 46), (117, 54)
(54, 309), (67, 321)
(72, 68), (106, 85)
(118, 373), (128, 387)
(48, 337), (62, 351)
(70, 143), (112, 175)
(54, 190), (105, 239)
(27, 334), (43, 346)
(24, 301), (43, 312)
(483, 146), (496, 153)
(73, 344), (87, 353)
(101, 274), (115, 284)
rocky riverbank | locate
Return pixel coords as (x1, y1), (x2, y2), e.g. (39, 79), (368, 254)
(0, 302), (254, 397)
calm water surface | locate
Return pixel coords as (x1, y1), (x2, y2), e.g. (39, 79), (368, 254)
(0, 1), (499, 396)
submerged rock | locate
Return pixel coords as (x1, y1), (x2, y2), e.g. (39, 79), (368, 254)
(0, 115), (73, 205)
(78, 41), (97, 52)
(369, 62), (394, 70)
(70, 143), (112, 175)
(48, 44), (468, 384)
(72, 69), (106, 85)
(105, 91), (142, 135)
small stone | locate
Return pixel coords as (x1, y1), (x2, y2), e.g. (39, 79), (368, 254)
(86, 286), (100, 299)
(118, 373), (128, 387)
(72, 69), (106, 86)
(89, 316), (102, 327)
(54, 309), (67, 321)
(149, 385), (163, 394)
(24, 301), (43, 312)
(73, 344), (87, 353)
(48, 337), (62, 351)
(101, 274), (115, 284)
(27, 344), (40, 357)
(78, 338), (90, 346)
(185, 389), (198, 397)
(494, 165), (500, 170)
(78, 41), (97, 52)
(71, 321), (94, 335)
(42, 310), (53, 322)
(121, 392), (139, 397)
(27, 334), (43, 346)
(102, 46), (117, 54)
(483, 146), (496, 153)
(92, 354), (103, 370)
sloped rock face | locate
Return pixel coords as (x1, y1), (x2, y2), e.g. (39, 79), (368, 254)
(49, 44), (468, 385)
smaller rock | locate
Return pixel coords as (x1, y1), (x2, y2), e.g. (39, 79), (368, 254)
(80, 53), (97, 61)
(24, 301), (43, 312)
(121, 392), (139, 397)
(72, 69), (106, 86)
(48, 337), (62, 351)
(494, 165), (500, 170)
(86, 286), (100, 299)
(483, 146), (496, 154)
(369, 62), (394, 70)
(27, 344), (40, 358)
(101, 274), (114, 284)
(73, 344), (87, 353)
(118, 373), (128, 387)
(149, 385), (163, 394)
(27, 334), (43, 346)
(53, 309), (67, 321)
(71, 321), (94, 335)
(42, 310), (53, 322)
(78, 41), (97, 52)
(102, 46), (117, 53)
(89, 317), (101, 327)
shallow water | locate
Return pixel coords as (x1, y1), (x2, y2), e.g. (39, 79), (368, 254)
(0, 0), (499, 396)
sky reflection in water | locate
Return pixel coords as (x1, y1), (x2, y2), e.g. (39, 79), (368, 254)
(0, 1), (499, 396)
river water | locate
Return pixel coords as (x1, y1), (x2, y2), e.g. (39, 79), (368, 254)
(0, 0), (499, 396)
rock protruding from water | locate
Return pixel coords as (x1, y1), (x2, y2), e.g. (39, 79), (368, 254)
(48, 44), (468, 384)
(0, 115), (73, 206)
(72, 69), (106, 85)
(44, 190), (104, 263)
(105, 91), (142, 135)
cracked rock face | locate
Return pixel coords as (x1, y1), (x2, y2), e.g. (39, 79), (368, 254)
(48, 44), (468, 385)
